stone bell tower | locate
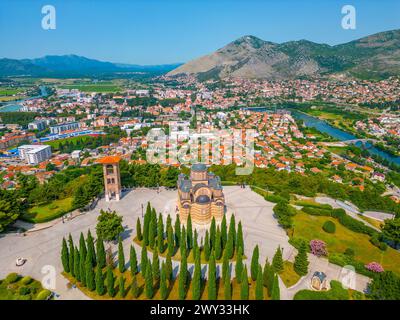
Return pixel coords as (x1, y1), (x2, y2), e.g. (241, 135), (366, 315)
(99, 156), (122, 201)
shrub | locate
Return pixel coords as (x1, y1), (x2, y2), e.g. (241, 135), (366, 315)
(5, 273), (20, 284)
(20, 276), (33, 285)
(344, 248), (355, 258)
(322, 221), (336, 233)
(302, 206), (332, 216)
(18, 286), (31, 295)
(309, 239), (327, 257)
(265, 194), (288, 204)
(365, 262), (384, 273)
(331, 208), (346, 219)
(379, 242), (388, 251)
(35, 289), (52, 300)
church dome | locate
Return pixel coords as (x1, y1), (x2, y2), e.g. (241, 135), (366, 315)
(196, 194), (210, 204)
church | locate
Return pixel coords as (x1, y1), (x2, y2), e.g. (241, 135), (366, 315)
(177, 163), (225, 225)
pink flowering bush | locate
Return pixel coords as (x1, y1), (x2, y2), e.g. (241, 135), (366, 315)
(309, 239), (327, 257)
(365, 262), (384, 273)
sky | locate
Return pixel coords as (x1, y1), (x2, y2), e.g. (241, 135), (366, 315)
(0, 0), (400, 65)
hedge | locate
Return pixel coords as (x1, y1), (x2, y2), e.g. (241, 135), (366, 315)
(302, 206), (332, 216)
(35, 289), (52, 300)
(323, 221), (336, 233)
(328, 253), (377, 278)
(293, 281), (349, 300)
(5, 273), (20, 284)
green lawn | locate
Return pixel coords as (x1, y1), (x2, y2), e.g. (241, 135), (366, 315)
(45, 135), (91, 149)
(59, 84), (121, 93)
(0, 88), (24, 95)
(293, 280), (365, 300)
(23, 197), (73, 223)
(280, 261), (301, 288)
(291, 212), (400, 275)
(0, 274), (49, 300)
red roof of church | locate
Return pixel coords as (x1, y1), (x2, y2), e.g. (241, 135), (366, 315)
(97, 156), (121, 164)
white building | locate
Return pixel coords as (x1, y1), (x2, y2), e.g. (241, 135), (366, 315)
(50, 122), (80, 134)
(18, 145), (52, 165)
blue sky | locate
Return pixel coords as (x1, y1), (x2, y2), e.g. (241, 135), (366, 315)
(0, 0), (399, 64)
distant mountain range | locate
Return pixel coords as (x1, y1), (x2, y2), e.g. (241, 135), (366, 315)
(168, 29), (400, 80)
(0, 54), (182, 77)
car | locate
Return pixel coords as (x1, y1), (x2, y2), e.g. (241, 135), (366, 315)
(15, 258), (26, 266)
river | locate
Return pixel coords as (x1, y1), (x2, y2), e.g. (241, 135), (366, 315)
(245, 106), (400, 166)
(0, 86), (48, 112)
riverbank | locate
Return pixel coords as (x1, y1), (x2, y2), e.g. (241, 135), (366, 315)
(0, 86), (48, 112)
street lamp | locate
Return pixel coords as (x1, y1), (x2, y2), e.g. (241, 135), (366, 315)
(141, 203), (144, 218)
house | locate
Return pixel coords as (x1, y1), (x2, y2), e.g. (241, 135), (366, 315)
(332, 175), (343, 183)
(371, 172), (385, 182)
(311, 271), (329, 291)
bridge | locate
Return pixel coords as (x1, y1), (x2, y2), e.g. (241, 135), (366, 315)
(342, 139), (379, 149)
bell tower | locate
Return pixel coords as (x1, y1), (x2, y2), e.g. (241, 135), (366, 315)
(99, 156), (122, 201)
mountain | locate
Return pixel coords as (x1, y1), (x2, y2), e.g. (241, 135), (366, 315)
(0, 55), (182, 77)
(167, 29), (400, 80)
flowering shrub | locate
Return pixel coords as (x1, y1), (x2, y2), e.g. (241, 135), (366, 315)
(365, 262), (384, 273)
(309, 239), (327, 257)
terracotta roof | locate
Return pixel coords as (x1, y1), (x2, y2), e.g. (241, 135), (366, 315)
(97, 156), (121, 164)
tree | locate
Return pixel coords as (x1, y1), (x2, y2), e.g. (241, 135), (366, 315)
(272, 246), (284, 273)
(61, 237), (70, 273)
(221, 214), (227, 250)
(294, 241), (309, 276)
(240, 266), (249, 300)
(235, 247), (244, 283)
(222, 250), (229, 283)
(178, 254), (187, 300)
(145, 261), (154, 299)
(131, 274), (139, 298)
(382, 218), (400, 248)
(192, 253), (201, 300)
(79, 232), (86, 268)
(85, 254), (95, 291)
(180, 226), (187, 258)
(130, 245), (138, 276)
(86, 230), (96, 267)
(236, 221), (244, 255)
(187, 214), (193, 250)
(96, 210), (124, 242)
(96, 238), (106, 269)
(152, 247), (160, 282)
(208, 252), (217, 300)
(255, 265), (264, 300)
(157, 213), (164, 253)
(106, 266), (115, 297)
(136, 217), (142, 241)
(271, 274), (280, 300)
(225, 231), (234, 260)
(228, 214), (236, 251)
(224, 271), (232, 300)
(263, 258), (274, 296)
(95, 265), (105, 296)
(167, 221), (174, 256)
(118, 275), (125, 298)
(74, 247), (81, 281)
(215, 226), (222, 260)
(165, 252), (173, 281)
(160, 262), (168, 300)
(204, 230), (211, 261)
(174, 215), (181, 248)
(141, 243), (148, 275)
(143, 204), (151, 246)
(210, 217), (216, 249)
(251, 245), (260, 281)
(368, 271), (400, 300)
(118, 237), (125, 273)
(149, 216), (156, 249)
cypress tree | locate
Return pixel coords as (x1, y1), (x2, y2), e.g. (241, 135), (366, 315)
(207, 252), (217, 300)
(174, 215), (181, 248)
(68, 234), (74, 253)
(79, 232), (87, 263)
(193, 229), (198, 254)
(271, 274), (280, 300)
(210, 217), (216, 249)
(85, 254), (95, 291)
(192, 253), (201, 300)
(61, 237), (70, 273)
(157, 213), (164, 253)
(131, 274), (139, 298)
(145, 261), (154, 299)
(255, 265), (264, 300)
(251, 245), (260, 281)
(294, 241), (309, 276)
(180, 226), (187, 258)
(86, 230), (96, 266)
(96, 238), (106, 269)
(160, 262), (168, 300)
(143, 203), (151, 246)
(151, 208), (157, 238)
(204, 230), (211, 261)
(178, 254), (187, 300)
(165, 252), (173, 281)
(236, 221), (244, 255)
(222, 250), (229, 283)
(187, 214), (193, 250)
(68, 234), (74, 271)
(215, 226), (222, 260)
(141, 243), (148, 275)
(167, 223), (174, 256)
(118, 237), (125, 273)
(263, 258), (274, 295)
(106, 266), (115, 297)
(130, 245), (138, 276)
(226, 230), (234, 259)
(95, 265), (105, 296)
(240, 266), (249, 300)
(228, 215), (236, 253)
(136, 217), (142, 241)
(220, 214), (227, 250)
(224, 272), (232, 300)
(235, 247), (244, 284)
(74, 247), (81, 281)
(118, 275), (125, 298)
(272, 246), (284, 273)
(80, 247), (87, 286)
(149, 217), (156, 249)
(152, 246), (160, 282)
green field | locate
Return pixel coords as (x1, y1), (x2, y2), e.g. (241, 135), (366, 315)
(23, 197), (73, 223)
(59, 84), (121, 93)
(45, 135), (90, 149)
(0, 88), (24, 96)
(291, 212), (400, 274)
